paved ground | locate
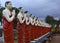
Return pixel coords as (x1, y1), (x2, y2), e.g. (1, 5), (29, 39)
(50, 33), (60, 43)
(0, 41), (4, 43)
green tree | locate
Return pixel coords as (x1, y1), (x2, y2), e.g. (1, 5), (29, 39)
(12, 7), (19, 29)
(45, 15), (55, 25)
(0, 7), (5, 21)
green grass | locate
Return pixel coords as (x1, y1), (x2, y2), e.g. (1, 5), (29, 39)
(14, 40), (17, 43)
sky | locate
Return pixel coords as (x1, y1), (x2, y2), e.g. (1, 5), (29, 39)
(0, 0), (60, 20)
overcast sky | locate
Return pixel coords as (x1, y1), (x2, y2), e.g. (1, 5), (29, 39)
(0, 0), (60, 20)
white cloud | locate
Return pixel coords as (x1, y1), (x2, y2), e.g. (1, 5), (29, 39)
(54, 17), (59, 20)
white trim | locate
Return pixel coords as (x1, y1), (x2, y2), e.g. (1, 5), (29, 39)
(30, 32), (50, 43)
(34, 32), (50, 41)
(30, 41), (36, 43)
